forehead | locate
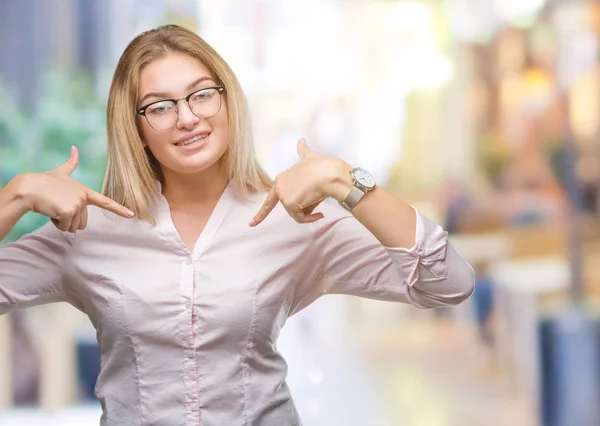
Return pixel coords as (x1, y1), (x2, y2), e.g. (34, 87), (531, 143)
(138, 53), (214, 94)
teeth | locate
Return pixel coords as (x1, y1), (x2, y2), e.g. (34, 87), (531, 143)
(176, 134), (208, 146)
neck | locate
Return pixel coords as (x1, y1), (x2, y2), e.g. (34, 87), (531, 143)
(160, 163), (229, 210)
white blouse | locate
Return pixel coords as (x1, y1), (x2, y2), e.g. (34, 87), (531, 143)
(0, 181), (474, 425)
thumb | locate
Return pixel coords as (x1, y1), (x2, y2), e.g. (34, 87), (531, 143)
(54, 146), (80, 175)
(297, 139), (311, 159)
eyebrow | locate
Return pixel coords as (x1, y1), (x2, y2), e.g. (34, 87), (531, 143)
(138, 76), (216, 105)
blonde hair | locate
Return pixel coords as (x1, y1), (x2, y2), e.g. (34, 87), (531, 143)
(102, 24), (272, 223)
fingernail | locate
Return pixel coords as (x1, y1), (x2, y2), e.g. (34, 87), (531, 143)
(126, 210), (135, 217)
(249, 218), (256, 227)
(71, 145), (76, 154)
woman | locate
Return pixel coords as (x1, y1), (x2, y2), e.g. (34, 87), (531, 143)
(0, 25), (474, 425)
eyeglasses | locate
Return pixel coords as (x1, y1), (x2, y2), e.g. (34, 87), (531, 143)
(136, 86), (226, 131)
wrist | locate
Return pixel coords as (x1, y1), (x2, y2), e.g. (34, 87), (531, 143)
(7, 173), (35, 214)
(324, 159), (353, 202)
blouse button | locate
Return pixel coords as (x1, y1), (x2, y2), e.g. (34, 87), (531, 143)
(187, 351), (195, 359)
(185, 256), (192, 265)
(190, 403), (199, 412)
(185, 298), (192, 309)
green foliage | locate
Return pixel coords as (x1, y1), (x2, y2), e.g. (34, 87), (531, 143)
(0, 69), (108, 243)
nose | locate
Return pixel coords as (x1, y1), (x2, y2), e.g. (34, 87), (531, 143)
(175, 100), (200, 130)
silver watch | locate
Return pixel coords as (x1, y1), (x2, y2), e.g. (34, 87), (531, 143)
(339, 167), (376, 211)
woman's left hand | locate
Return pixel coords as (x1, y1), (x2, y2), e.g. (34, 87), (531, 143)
(249, 139), (352, 227)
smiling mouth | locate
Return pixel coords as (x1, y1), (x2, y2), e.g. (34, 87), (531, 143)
(175, 133), (209, 147)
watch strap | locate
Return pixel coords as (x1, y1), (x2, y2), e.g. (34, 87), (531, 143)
(339, 186), (365, 211)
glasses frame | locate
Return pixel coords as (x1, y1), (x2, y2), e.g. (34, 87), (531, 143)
(136, 86), (226, 131)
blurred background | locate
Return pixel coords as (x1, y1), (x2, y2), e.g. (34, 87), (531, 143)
(1, 0), (600, 425)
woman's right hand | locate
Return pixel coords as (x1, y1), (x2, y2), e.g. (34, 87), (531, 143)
(15, 146), (135, 233)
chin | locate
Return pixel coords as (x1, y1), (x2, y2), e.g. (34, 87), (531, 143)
(168, 160), (217, 175)
(166, 153), (226, 177)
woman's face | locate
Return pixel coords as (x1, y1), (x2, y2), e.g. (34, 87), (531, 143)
(137, 53), (229, 178)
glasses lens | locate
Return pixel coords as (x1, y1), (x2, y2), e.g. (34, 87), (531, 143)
(189, 88), (222, 119)
(145, 100), (178, 131)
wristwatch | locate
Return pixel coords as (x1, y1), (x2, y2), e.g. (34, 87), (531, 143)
(339, 167), (376, 211)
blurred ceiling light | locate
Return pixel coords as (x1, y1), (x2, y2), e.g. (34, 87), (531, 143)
(390, 47), (454, 92)
(414, 50), (454, 90)
(494, 0), (548, 27)
(388, 1), (432, 29)
(443, 0), (500, 43)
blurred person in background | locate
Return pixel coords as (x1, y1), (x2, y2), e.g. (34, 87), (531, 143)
(0, 25), (474, 425)
(471, 261), (495, 351)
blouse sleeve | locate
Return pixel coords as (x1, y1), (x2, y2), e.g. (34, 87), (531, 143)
(0, 222), (78, 315)
(290, 203), (475, 314)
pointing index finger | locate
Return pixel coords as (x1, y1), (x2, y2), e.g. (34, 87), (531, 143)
(86, 189), (135, 218)
(249, 186), (279, 227)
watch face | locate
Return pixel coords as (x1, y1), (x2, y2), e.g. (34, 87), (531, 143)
(354, 168), (376, 189)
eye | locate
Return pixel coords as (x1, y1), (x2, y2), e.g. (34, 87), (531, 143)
(146, 101), (175, 115)
(191, 89), (215, 102)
